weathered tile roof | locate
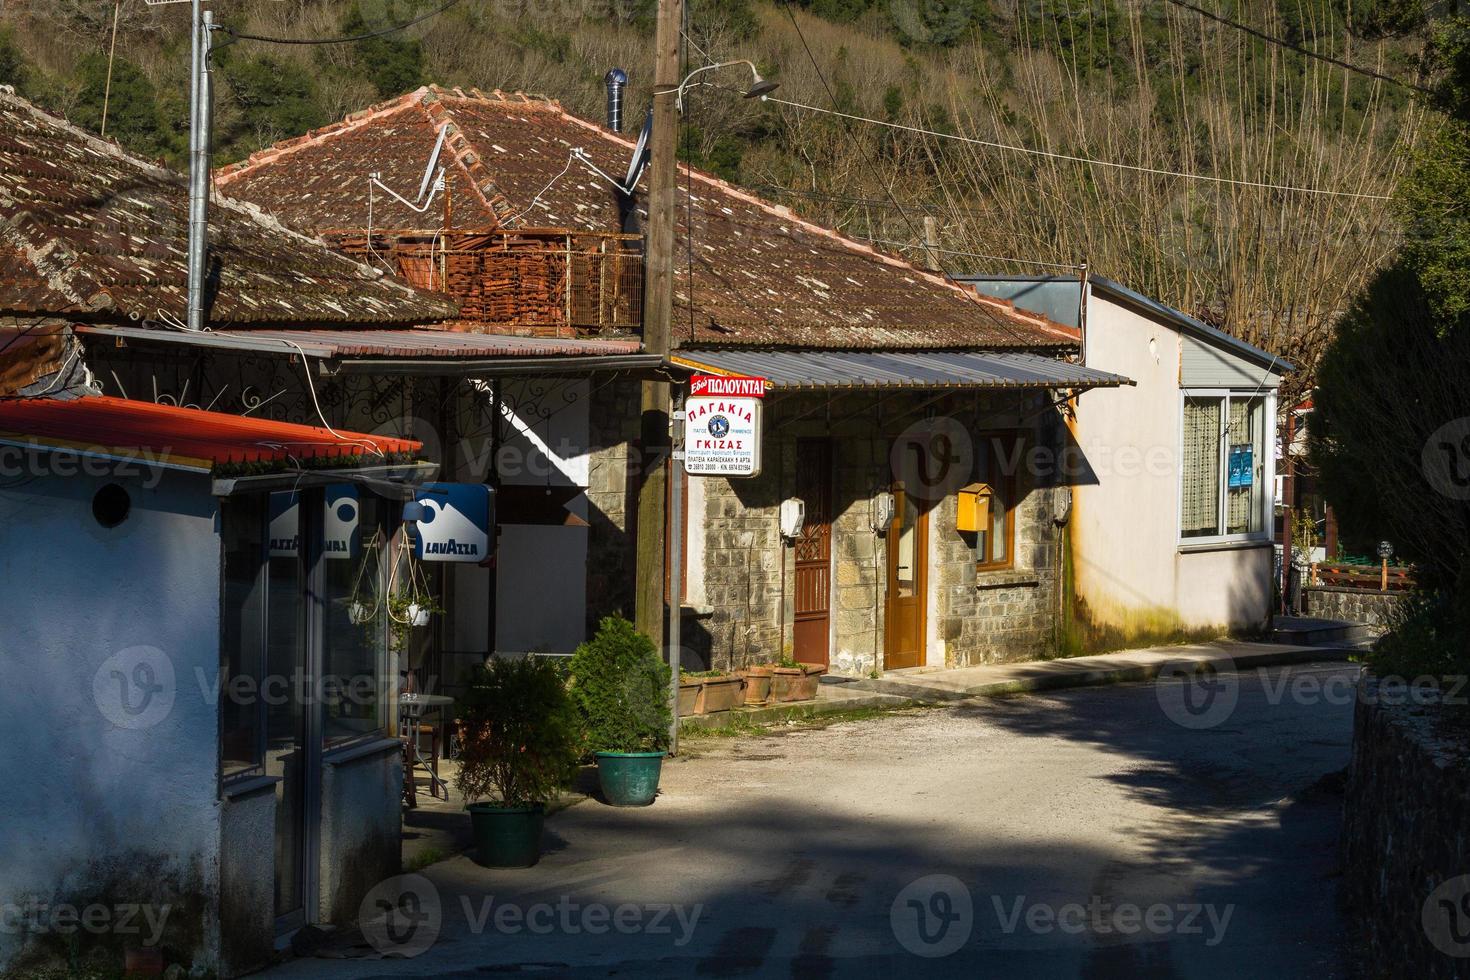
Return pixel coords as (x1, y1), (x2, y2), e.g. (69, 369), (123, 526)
(0, 91), (456, 327)
(216, 86), (1077, 350)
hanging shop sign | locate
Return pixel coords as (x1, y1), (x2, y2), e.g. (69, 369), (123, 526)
(268, 485), (359, 559)
(412, 483), (494, 563)
(684, 375), (765, 478)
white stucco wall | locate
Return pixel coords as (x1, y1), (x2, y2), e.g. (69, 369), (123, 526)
(1073, 292), (1273, 634)
(0, 466), (223, 971)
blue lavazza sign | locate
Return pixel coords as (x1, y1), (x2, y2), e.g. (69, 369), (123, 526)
(268, 485), (359, 559)
(412, 483), (493, 563)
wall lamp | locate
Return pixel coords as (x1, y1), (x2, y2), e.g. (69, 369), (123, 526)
(667, 60), (779, 111)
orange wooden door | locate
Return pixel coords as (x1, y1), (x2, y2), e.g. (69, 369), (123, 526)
(884, 483), (927, 670)
(793, 439), (832, 667)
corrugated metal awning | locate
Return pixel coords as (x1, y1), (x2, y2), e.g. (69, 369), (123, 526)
(75, 325), (667, 378)
(670, 349), (1132, 391)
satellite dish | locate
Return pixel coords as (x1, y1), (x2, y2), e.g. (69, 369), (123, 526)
(624, 110), (653, 192)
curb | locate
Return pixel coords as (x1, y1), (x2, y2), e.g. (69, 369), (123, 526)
(679, 645), (1356, 731)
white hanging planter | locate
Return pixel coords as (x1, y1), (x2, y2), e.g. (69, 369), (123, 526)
(407, 603), (432, 627)
(349, 600), (374, 625)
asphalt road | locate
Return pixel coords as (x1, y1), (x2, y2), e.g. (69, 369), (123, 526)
(268, 661), (1357, 979)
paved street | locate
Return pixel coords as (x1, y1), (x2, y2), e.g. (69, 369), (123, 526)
(271, 661), (1356, 979)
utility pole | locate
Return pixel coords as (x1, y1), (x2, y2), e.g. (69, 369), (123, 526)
(634, 0), (682, 651)
(185, 1), (213, 332)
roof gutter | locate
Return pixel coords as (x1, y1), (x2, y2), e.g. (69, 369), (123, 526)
(327, 353), (672, 378)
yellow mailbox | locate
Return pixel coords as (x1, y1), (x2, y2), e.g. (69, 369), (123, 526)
(956, 482), (993, 533)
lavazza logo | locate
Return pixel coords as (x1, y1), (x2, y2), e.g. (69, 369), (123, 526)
(422, 538), (480, 557)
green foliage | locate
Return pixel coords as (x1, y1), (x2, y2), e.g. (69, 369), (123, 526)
(456, 656), (580, 806)
(218, 54), (329, 150)
(0, 27), (26, 90)
(568, 615), (671, 753)
(70, 53), (177, 161)
(1365, 591), (1470, 693)
(1309, 261), (1470, 585)
(343, 1), (426, 97)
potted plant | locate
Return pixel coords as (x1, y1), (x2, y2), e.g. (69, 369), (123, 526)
(456, 656), (580, 867)
(569, 616), (671, 806)
(692, 670), (744, 713)
(678, 673), (703, 716)
(739, 664), (775, 705)
(770, 658), (827, 702)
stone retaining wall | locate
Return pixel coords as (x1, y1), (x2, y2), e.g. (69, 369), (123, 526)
(1341, 675), (1470, 977)
(1303, 585), (1407, 629)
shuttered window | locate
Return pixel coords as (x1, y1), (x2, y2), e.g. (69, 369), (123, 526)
(1181, 398), (1221, 537)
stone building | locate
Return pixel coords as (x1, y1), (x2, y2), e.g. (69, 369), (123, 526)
(211, 83), (1131, 676)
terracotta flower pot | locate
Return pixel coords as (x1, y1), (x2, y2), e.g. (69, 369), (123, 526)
(700, 675), (744, 713)
(739, 666), (774, 705)
(678, 678), (703, 715)
(770, 666), (805, 703)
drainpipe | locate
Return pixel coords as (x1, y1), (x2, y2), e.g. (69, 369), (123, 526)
(605, 68), (628, 133)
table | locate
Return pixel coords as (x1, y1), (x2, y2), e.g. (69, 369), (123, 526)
(399, 693), (453, 805)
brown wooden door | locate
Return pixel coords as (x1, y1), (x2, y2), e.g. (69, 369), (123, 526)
(884, 483), (927, 670)
(793, 439), (832, 667)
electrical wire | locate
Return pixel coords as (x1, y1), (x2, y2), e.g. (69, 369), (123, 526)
(764, 93), (1396, 202)
(274, 338), (388, 458)
(500, 151), (580, 224)
(219, 0), (463, 45)
(859, 237), (1083, 271)
(1163, 0), (1432, 95)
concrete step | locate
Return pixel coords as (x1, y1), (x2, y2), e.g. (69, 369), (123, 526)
(1270, 616), (1373, 648)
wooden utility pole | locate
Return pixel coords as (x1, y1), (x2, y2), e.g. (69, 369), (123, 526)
(634, 0), (682, 648)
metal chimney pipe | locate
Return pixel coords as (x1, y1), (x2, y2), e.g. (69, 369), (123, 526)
(604, 68), (628, 133)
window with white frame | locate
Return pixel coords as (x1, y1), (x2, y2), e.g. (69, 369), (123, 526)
(1180, 392), (1271, 540)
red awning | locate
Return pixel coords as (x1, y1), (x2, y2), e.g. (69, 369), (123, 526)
(0, 395), (421, 473)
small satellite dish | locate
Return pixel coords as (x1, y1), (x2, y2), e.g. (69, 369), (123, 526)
(624, 111), (653, 192)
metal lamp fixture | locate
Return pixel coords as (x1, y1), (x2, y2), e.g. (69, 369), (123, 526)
(671, 60), (780, 111)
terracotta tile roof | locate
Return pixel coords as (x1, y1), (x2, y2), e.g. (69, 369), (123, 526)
(0, 91), (457, 327)
(0, 394), (422, 472)
(216, 85), (1077, 350)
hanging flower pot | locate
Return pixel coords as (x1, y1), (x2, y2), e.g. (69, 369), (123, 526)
(349, 600), (375, 625)
(407, 602), (432, 627)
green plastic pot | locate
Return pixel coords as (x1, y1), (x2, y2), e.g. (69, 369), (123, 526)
(467, 802), (545, 868)
(594, 751), (666, 806)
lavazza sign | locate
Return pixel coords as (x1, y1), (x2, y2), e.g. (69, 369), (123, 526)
(684, 374), (765, 478)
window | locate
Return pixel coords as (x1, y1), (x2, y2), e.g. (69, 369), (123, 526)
(322, 490), (391, 747)
(221, 495), (268, 778)
(1181, 392), (1271, 541)
(975, 433), (1020, 570)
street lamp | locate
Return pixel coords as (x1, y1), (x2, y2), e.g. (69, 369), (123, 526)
(669, 60), (779, 111)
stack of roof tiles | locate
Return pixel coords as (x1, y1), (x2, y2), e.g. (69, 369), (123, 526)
(216, 85), (1077, 351)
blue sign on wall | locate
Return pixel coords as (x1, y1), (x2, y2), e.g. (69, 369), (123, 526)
(413, 483), (494, 563)
(1228, 445), (1254, 489)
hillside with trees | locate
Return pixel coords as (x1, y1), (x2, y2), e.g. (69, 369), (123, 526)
(0, 0), (1442, 393)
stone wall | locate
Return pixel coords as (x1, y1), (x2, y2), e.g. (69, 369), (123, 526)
(585, 379), (641, 634)
(1341, 675), (1470, 977)
(681, 389), (1068, 674)
(1303, 586), (1408, 630)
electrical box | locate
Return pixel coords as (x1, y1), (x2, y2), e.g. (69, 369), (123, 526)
(871, 491), (896, 534)
(779, 497), (806, 539)
(956, 482), (993, 533)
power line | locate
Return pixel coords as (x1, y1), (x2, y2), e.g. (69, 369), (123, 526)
(859, 238), (1083, 271)
(1163, 0), (1432, 95)
(778, 2), (986, 289)
(220, 0), (462, 45)
(764, 94), (1395, 201)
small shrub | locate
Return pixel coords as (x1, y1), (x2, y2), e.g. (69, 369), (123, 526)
(456, 656), (580, 807)
(568, 615), (671, 754)
(1367, 590), (1470, 693)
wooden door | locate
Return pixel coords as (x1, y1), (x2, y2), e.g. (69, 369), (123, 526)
(884, 483), (927, 670)
(793, 439), (832, 667)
